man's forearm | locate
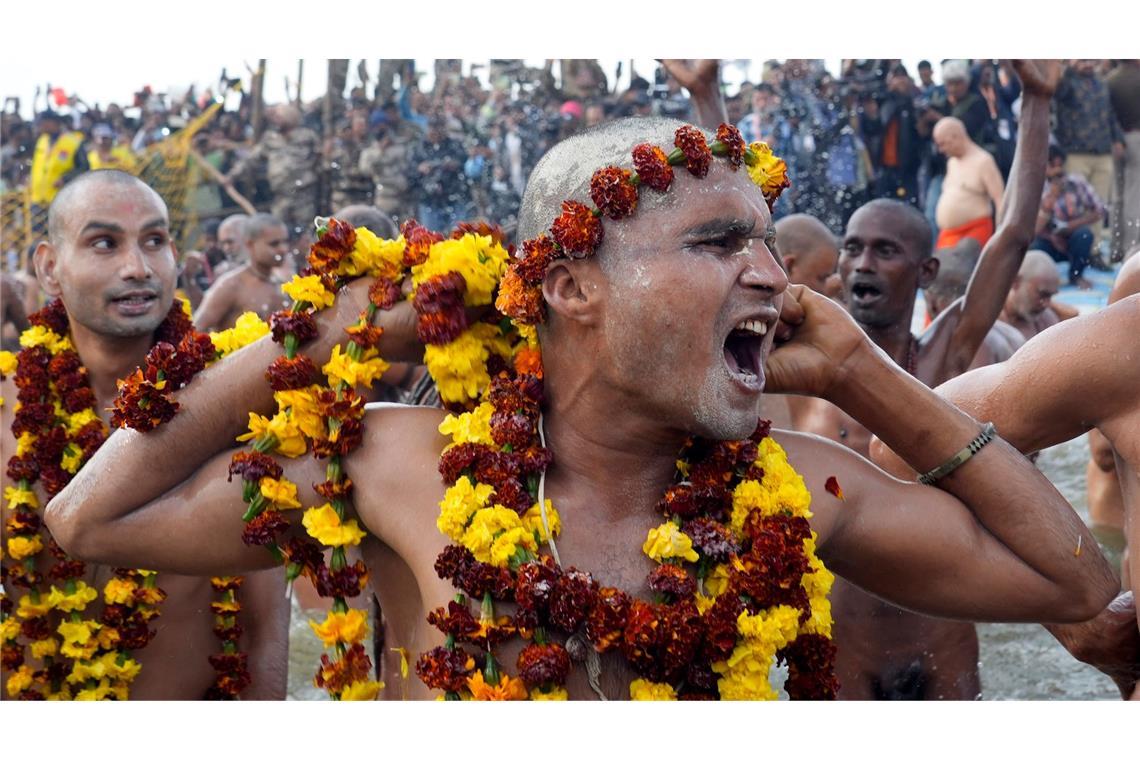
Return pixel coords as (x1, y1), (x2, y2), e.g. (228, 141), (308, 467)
(829, 343), (1115, 606)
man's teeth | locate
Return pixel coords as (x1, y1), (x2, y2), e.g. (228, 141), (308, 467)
(733, 319), (768, 336)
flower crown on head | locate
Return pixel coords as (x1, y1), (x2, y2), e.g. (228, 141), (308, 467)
(495, 123), (790, 325)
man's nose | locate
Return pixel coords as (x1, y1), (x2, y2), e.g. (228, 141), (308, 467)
(851, 245), (877, 272)
(739, 243), (789, 295)
(119, 242), (152, 280)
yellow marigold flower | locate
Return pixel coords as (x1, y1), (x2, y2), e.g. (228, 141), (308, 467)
(424, 323), (511, 405)
(7, 534), (44, 561)
(460, 505), (537, 567)
(391, 647), (410, 679)
(0, 618), (20, 641)
(466, 670), (528, 700)
(437, 478), (496, 541)
(322, 343), (389, 389)
(340, 227), (404, 279)
(713, 605), (801, 701)
(210, 312), (269, 357)
(67, 658), (108, 685)
(60, 445), (83, 474)
(260, 476), (302, 510)
(102, 576), (137, 605)
(17, 594), (53, 619)
(340, 679), (384, 701)
(19, 325), (67, 352)
(100, 652), (141, 682)
(530, 686), (569, 700)
(47, 581), (98, 612)
(74, 678), (113, 701)
(438, 402), (494, 448)
(629, 679), (677, 700)
(302, 504), (367, 547)
(96, 626), (121, 650)
(5, 485), (39, 509)
(58, 620), (102, 659)
(273, 387), (325, 438)
(282, 274), (336, 309)
(642, 522), (698, 563)
(178, 295), (193, 317)
(66, 408), (100, 435)
(309, 608), (369, 647)
(30, 637), (58, 659)
(236, 411), (307, 458)
(0, 350), (16, 375)
(745, 141), (791, 198)
(522, 499), (561, 543)
(413, 234), (509, 306)
(134, 586), (165, 605)
(14, 432), (34, 457)
(6, 665), (34, 697)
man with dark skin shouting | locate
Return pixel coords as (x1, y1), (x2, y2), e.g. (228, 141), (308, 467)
(42, 118), (1117, 701)
(787, 60), (1058, 700)
(0, 171), (288, 699)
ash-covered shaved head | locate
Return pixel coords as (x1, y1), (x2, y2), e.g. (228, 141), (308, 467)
(518, 116), (703, 245)
(774, 214), (835, 260)
(1019, 249), (1059, 280)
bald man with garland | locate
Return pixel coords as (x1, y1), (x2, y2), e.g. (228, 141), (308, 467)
(0, 170), (289, 699)
(41, 117), (1119, 701)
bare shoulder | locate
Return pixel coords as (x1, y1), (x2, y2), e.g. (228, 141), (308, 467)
(769, 428), (870, 542)
(1109, 257), (1140, 304)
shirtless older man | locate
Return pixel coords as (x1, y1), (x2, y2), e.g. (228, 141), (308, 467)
(192, 213), (292, 332)
(998, 250), (1072, 341)
(790, 60), (1058, 699)
(43, 115), (1116, 701)
(934, 116), (1005, 250)
(0, 171), (287, 699)
(924, 239), (1025, 369)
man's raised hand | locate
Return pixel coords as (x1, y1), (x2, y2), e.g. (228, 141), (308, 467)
(659, 59), (720, 97)
(1011, 59), (1062, 98)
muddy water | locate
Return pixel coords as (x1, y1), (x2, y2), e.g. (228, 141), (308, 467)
(285, 436), (1120, 700)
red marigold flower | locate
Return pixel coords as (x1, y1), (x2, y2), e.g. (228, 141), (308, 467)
(228, 451), (283, 483)
(743, 513), (812, 546)
(472, 450), (521, 487)
(1, 642), (24, 671)
(266, 354), (317, 391)
(111, 370), (179, 431)
(21, 616), (52, 644)
(658, 484), (699, 518)
(47, 350), (82, 378)
(345, 321), (384, 349)
(550, 200), (603, 257)
(517, 642), (571, 687)
(282, 537), (326, 576)
(415, 645), (475, 693)
(715, 123), (746, 168)
(674, 125), (713, 178)
(241, 510), (292, 547)
(368, 277), (402, 311)
(438, 443), (490, 484)
(548, 567), (598, 634)
(491, 479), (532, 516)
(313, 477), (354, 501)
(29, 298), (69, 334)
(490, 410), (535, 451)
(452, 221), (506, 245)
(621, 599), (666, 680)
(62, 387), (96, 414)
(684, 517), (740, 563)
(590, 165), (639, 220)
(414, 272), (469, 345)
(313, 416), (365, 458)
(6, 454), (39, 483)
(115, 619), (157, 650)
(519, 446), (553, 476)
(514, 557), (561, 621)
(6, 510), (41, 534)
(585, 586), (632, 653)
(780, 633), (839, 700)
(631, 143), (674, 192)
(313, 560), (370, 598)
(40, 465), (70, 497)
(685, 655), (719, 694)
(427, 600), (481, 638)
(434, 544), (474, 582)
(315, 387), (366, 422)
(49, 559), (86, 582)
(307, 217), (357, 275)
(153, 302), (194, 346)
(648, 564), (696, 599)
(415, 311), (468, 346)
(269, 309), (319, 345)
(206, 650), (252, 680)
(401, 220), (444, 267)
(701, 593), (745, 662)
(516, 236), (557, 284)
(660, 598), (704, 683)
(460, 560), (516, 602)
(11, 401), (54, 436)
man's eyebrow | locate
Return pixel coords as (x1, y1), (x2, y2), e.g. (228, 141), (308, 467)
(79, 221), (125, 236)
(139, 217), (169, 231)
(683, 217), (757, 238)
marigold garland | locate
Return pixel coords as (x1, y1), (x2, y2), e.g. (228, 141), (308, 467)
(0, 300), (183, 700)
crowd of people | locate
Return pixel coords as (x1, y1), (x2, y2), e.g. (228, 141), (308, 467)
(1, 59), (1139, 704)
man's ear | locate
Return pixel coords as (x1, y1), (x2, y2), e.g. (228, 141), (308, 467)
(917, 255), (940, 289)
(781, 252), (798, 279)
(542, 258), (602, 327)
(33, 240), (62, 297)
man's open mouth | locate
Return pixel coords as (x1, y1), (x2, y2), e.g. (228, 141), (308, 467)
(849, 281), (884, 307)
(110, 291), (159, 315)
(723, 318), (767, 389)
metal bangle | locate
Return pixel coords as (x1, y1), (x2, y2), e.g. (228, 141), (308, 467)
(918, 422), (998, 486)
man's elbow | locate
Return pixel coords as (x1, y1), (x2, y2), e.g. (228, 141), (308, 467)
(1054, 572), (1119, 624)
(43, 496), (99, 563)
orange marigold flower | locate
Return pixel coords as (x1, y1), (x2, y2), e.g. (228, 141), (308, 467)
(345, 321), (384, 349)
(368, 277), (402, 311)
(589, 166), (639, 220)
(675, 125), (713, 178)
(495, 266), (545, 325)
(632, 143), (674, 192)
(314, 643), (374, 694)
(549, 200), (603, 258)
(715, 123), (746, 168)
(513, 346), (543, 379)
(452, 221), (506, 246)
(516, 642), (571, 687)
(466, 670), (528, 701)
(415, 645), (474, 693)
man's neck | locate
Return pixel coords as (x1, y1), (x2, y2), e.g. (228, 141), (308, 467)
(245, 262), (275, 283)
(858, 312), (916, 368)
(542, 375), (684, 524)
(68, 321), (155, 415)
